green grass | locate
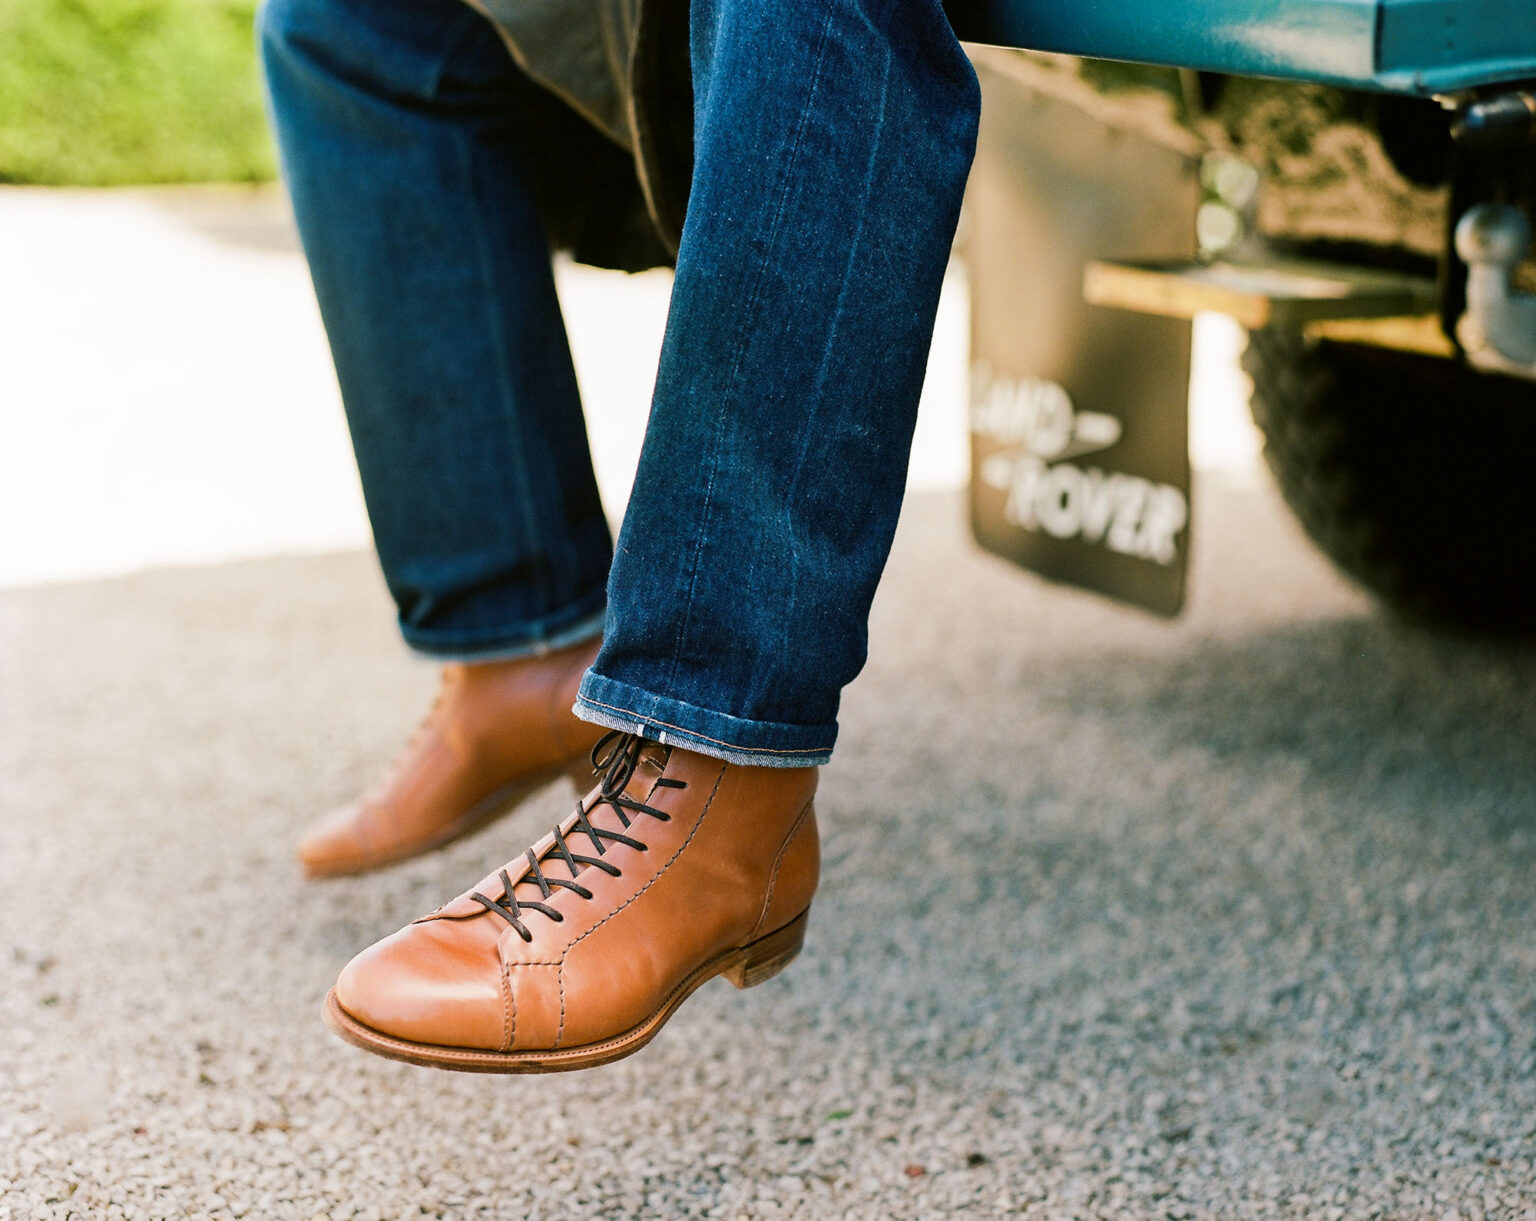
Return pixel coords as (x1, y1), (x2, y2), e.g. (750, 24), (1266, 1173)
(0, 0), (276, 185)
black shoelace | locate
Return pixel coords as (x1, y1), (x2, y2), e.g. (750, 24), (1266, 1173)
(468, 731), (685, 943)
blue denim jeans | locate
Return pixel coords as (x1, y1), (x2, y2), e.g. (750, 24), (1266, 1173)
(259, 0), (979, 766)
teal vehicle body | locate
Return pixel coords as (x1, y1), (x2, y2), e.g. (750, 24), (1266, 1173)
(946, 0), (1536, 95)
(950, 0), (1536, 629)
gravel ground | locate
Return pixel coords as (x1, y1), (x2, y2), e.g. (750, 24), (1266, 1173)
(4, 480), (1536, 1219)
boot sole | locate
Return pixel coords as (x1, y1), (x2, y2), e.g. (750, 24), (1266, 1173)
(302, 756), (595, 879)
(321, 908), (809, 1073)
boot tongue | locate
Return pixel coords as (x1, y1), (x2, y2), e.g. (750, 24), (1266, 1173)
(628, 740), (669, 782)
(496, 736), (670, 907)
(423, 734), (671, 923)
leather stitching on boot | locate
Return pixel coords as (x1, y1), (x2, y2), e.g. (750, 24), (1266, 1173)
(553, 762), (727, 1045)
(500, 960), (515, 1053)
(555, 963), (566, 1049)
(488, 758), (674, 967)
(560, 762), (726, 961)
(748, 798), (814, 941)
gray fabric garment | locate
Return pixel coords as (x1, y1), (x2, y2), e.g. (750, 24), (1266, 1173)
(462, 0), (692, 267)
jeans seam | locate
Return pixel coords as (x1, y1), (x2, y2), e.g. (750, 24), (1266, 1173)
(577, 693), (827, 756)
(663, 0), (840, 694)
(451, 125), (554, 614)
(778, 45), (894, 683)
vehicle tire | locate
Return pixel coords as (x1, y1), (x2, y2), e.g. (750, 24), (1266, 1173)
(1242, 328), (1536, 632)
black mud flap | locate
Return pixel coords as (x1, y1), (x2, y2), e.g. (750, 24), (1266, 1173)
(965, 59), (1201, 617)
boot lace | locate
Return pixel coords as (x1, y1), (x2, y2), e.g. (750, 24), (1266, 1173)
(468, 731), (685, 942)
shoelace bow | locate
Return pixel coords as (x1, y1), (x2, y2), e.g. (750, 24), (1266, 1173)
(468, 731), (685, 942)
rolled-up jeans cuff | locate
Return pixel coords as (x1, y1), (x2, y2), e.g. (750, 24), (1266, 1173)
(401, 601), (607, 664)
(573, 673), (833, 768)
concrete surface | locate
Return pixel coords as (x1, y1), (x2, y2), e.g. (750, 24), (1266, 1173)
(5, 474), (1536, 1218)
(4, 183), (1524, 1219)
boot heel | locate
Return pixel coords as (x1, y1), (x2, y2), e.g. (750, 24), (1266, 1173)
(725, 910), (809, 990)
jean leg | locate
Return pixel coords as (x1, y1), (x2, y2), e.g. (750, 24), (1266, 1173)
(577, 0), (980, 763)
(258, 0), (613, 659)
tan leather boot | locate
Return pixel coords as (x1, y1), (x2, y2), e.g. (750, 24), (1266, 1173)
(298, 637), (604, 877)
(322, 732), (819, 1072)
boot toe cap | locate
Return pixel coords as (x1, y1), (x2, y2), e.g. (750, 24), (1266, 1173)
(297, 803), (373, 875)
(334, 919), (509, 1051)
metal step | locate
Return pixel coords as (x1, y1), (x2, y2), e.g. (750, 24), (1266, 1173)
(1083, 256), (1438, 329)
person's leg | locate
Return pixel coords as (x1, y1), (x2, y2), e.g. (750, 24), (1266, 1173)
(259, 0), (612, 659)
(325, 0), (979, 1071)
(576, 0), (980, 765)
(258, 0), (621, 874)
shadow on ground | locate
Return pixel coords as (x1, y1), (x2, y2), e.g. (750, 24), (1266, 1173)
(3, 483), (1533, 1218)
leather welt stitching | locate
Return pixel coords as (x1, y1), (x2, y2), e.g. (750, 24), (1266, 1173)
(561, 761), (727, 967)
(556, 761), (677, 1046)
(750, 800), (814, 940)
